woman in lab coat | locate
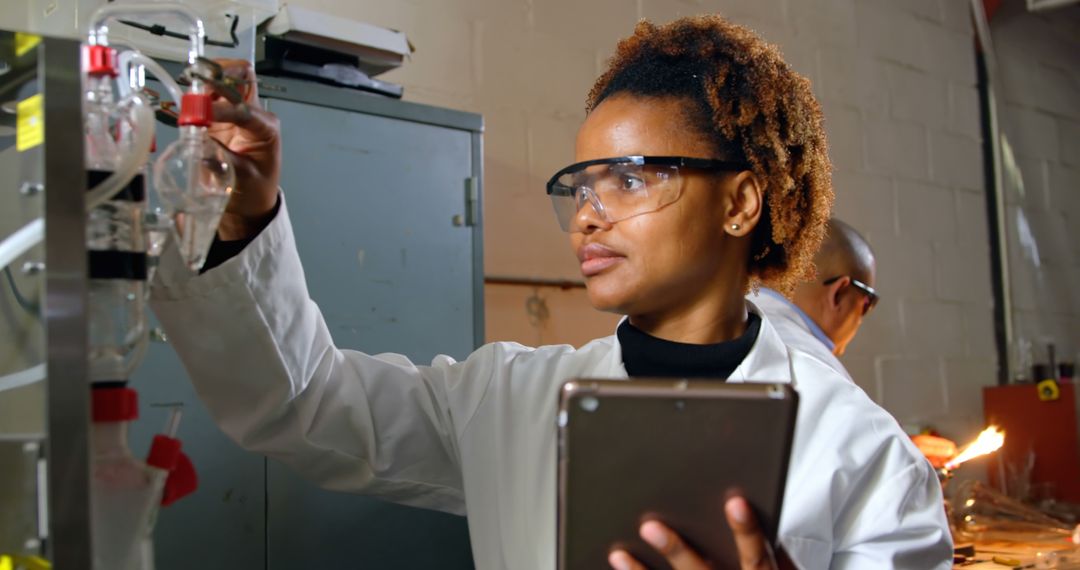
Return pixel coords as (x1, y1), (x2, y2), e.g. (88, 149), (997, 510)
(153, 16), (951, 570)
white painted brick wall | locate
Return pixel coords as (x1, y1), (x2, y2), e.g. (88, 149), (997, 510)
(962, 304), (998, 358)
(930, 131), (985, 191)
(820, 46), (893, 115)
(867, 231), (937, 299)
(923, 22), (979, 86)
(1048, 163), (1080, 212)
(789, 0), (858, 48)
(904, 300), (967, 356)
(855, 0), (932, 70)
(949, 83), (983, 140)
(287, 0), (1022, 442)
(935, 242), (993, 305)
(944, 358), (997, 419)
(819, 102), (863, 171)
(1006, 104), (1061, 162)
(878, 357), (948, 422)
(940, 0), (973, 33)
(906, 0), (945, 23)
(1060, 119), (1080, 167)
(955, 190), (990, 249)
(887, 64), (949, 127)
(830, 171), (897, 234)
(897, 181), (956, 244)
(864, 119), (930, 180)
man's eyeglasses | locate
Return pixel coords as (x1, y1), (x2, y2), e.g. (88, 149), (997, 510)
(823, 276), (879, 316)
(545, 156), (750, 232)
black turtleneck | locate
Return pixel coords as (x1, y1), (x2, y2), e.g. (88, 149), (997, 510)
(617, 312), (761, 380)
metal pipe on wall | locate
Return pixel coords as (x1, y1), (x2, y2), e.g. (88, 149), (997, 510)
(485, 275), (586, 290)
(970, 0), (1014, 385)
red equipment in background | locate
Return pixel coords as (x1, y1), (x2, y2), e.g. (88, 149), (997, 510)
(983, 383), (1080, 503)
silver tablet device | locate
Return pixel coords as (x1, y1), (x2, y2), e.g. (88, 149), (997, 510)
(557, 379), (798, 570)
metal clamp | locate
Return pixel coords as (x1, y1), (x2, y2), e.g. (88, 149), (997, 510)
(178, 57), (249, 104)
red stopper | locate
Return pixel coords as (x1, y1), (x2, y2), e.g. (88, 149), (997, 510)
(178, 93), (214, 127)
(84, 45), (117, 77)
(146, 435), (182, 471)
(147, 434), (198, 506)
(161, 451), (198, 506)
(91, 387), (138, 422)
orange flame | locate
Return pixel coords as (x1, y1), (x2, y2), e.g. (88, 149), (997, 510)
(945, 426), (1005, 470)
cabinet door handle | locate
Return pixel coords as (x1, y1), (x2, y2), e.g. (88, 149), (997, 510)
(464, 177), (480, 227)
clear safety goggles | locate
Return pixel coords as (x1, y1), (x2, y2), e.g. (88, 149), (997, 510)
(545, 156), (750, 232)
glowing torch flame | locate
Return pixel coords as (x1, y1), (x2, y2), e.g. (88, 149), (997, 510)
(945, 426), (1005, 470)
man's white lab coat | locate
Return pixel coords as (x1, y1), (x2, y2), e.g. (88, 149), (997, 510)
(150, 201), (951, 569)
(747, 288), (852, 381)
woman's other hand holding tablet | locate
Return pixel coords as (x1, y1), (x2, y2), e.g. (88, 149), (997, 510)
(607, 496), (795, 570)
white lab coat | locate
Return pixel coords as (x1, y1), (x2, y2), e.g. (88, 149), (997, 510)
(747, 289), (853, 382)
(150, 200), (952, 570)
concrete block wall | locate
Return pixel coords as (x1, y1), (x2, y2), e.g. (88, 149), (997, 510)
(990, 3), (1080, 376)
(288, 0), (1004, 442)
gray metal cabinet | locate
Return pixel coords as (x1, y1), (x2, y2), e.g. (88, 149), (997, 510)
(132, 76), (483, 569)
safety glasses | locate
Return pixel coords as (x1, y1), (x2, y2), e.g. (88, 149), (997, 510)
(545, 156), (750, 233)
(823, 276), (879, 316)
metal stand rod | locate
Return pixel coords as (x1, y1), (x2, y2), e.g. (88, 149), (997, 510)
(42, 36), (94, 568)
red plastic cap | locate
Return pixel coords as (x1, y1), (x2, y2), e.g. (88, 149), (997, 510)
(178, 93), (214, 127)
(161, 451), (198, 506)
(146, 435), (182, 471)
(84, 45), (117, 77)
(91, 387), (138, 422)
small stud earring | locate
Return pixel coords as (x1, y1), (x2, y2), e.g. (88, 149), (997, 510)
(730, 224), (740, 231)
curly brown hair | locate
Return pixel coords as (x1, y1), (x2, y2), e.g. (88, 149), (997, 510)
(587, 16), (833, 294)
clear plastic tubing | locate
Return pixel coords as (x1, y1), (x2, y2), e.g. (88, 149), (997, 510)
(88, 3), (206, 64)
(85, 3), (207, 211)
(0, 218), (44, 271)
(117, 50), (183, 105)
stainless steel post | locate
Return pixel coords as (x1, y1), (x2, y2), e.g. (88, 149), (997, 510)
(41, 35), (93, 568)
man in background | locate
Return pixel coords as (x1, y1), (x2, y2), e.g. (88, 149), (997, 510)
(755, 220), (960, 467)
(749, 218), (878, 380)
